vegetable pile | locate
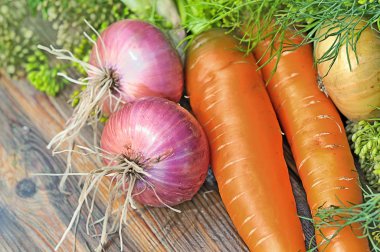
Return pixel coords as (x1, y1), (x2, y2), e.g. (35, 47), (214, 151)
(179, 0), (379, 249)
(40, 18), (183, 158)
(2, 0), (380, 251)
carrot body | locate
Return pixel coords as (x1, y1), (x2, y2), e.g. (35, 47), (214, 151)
(186, 29), (305, 251)
(253, 32), (370, 251)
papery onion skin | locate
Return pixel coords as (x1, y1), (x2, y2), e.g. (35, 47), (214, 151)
(100, 97), (210, 207)
(316, 20), (380, 121)
(90, 19), (184, 104)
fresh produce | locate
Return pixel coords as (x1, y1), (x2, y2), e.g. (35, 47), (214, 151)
(347, 118), (380, 190)
(185, 29), (305, 251)
(315, 18), (380, 121)
(3, 0), (378, 250)
(178, 0), (379, 73)
(56, 97), (210, 252)
(41, 19), (184, 153)
(180, 3), (379, 249)
(35, 0), (185, 95)
(101, 97), (209, 207)
(253, 29), (369, 251)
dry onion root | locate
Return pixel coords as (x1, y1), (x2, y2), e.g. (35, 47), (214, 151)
(38, 23), (123, 192)
(39, 20), (124, 153)
(47, 97), (209, 251)
(52, 147), (180, 252)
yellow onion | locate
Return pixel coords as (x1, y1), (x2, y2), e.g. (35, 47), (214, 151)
(315, 19), (380, 121)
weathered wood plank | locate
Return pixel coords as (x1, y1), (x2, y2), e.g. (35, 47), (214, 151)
(0, 76), (89, 252)
(0, 73), (254, 251)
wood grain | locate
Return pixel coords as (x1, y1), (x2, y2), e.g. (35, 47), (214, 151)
(0, 71), (317, 251)
(0, 72), (250, 251)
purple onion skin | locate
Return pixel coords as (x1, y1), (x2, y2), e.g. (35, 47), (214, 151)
(90, 19), (184, 104)
(100, 97), (210, 207)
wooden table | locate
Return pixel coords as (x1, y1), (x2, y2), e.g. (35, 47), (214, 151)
(0, 71), (316, 251)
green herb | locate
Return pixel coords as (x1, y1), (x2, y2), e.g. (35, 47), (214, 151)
(122, 0), (174, 29)
(177, 0), (380, 71)
(0, 1), (38, 77)
(278, 0), (379, 65)
(99, 115), (109, 123)
(347, 117), (380, 191)
(69, 86), (87, 108)
(301, 187), (380, 251)
(25, 50), (68, 96)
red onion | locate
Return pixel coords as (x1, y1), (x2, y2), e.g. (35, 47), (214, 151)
(54, 97), (209, 252)
(39, 19), (183, 154)
(101, 97), (209, 207)
(90, 20), (183, 103)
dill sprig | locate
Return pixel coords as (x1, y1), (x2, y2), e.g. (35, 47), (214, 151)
(301, 187), (380, 251)
(177, 0), (380, 69)
(276, 0), (380, 66)
(177, 0), (284, 49)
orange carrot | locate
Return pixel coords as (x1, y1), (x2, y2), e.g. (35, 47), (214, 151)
(253, 30), (370, 251)
(185, 29), (305, 251)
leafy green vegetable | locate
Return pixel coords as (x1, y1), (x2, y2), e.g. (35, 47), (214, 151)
(347, 118), (380, 191)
